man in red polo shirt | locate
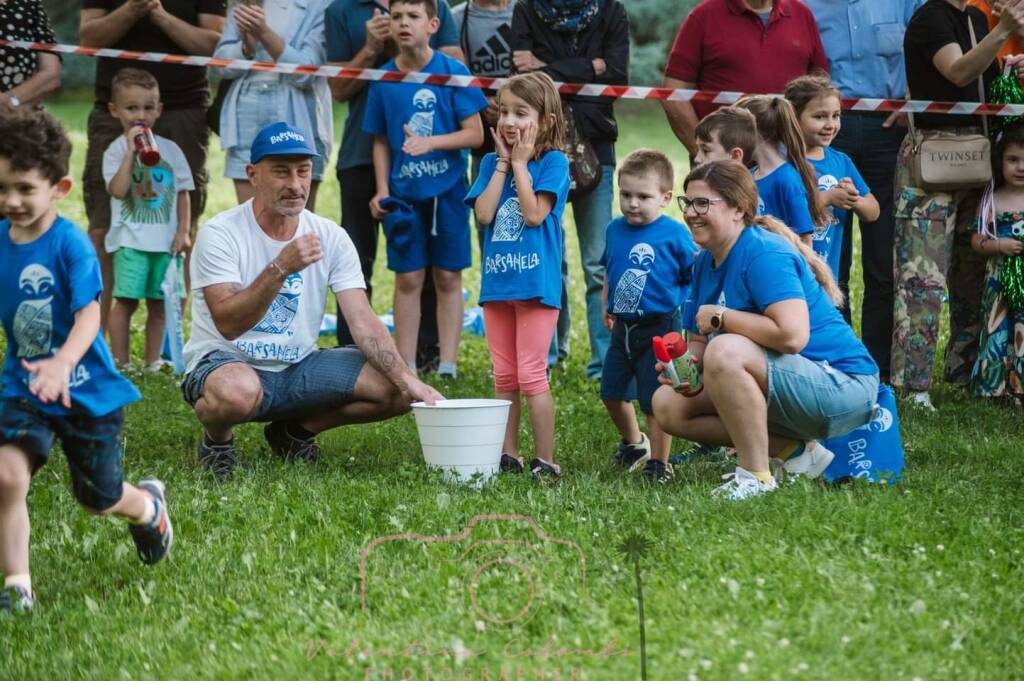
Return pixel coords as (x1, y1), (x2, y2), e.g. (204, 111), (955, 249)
(662, 0), (828, 156)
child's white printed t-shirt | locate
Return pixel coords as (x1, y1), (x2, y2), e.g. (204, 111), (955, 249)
(102, 134), (194, 254)
(184, 201), (366, 373)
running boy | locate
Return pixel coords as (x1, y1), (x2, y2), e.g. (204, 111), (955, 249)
(103, 68), (194, 369)
(601, 149), (697, 484)
(364, 0), (488, 378)
(0, 111), (173, 614)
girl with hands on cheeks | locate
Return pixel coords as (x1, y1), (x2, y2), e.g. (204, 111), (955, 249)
(651, 161), (879, 500)
(466, 72), (571, 480)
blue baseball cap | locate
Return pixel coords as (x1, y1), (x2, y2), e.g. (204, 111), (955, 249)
(249, 121), (320, 164)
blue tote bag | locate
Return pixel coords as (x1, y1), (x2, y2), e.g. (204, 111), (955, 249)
(822, 384), (904, 484)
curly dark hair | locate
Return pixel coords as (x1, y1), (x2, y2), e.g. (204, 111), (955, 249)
(0, 109), (72, 184)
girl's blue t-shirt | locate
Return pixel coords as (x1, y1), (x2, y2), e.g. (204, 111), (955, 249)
(466, 151), (571, 308)
(363, 51), (489, 201)
(682, 226), (877, 376)
(808, 147), (870, 277)
(601, 215), (697, 321)
(0, 217), (141, 417)
(755, 161), (815, 236)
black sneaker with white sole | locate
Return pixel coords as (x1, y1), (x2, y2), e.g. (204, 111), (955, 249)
(129, 479), (174, 565)
(612, 433), (651, 471)
(530, 457), (561, 481)
(264, 422), (320, 464)
(197, 434), (237, 482)
(499, 453), (524, 473)
(641, 459), (673, 484)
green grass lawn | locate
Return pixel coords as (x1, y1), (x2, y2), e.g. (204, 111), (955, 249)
(1, 96), (1022, 681)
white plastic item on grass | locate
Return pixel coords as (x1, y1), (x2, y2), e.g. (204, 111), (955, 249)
(411, 399), (511, 484)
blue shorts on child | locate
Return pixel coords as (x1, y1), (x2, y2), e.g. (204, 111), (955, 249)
(600, 313), (680, 415)
(381, 176), (472, 273)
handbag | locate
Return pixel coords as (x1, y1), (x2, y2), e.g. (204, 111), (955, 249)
(906, 18), (991, 192)
(563, 101), (603, 201)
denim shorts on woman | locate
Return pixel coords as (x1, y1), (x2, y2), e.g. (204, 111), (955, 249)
(181, 348), (365, 422)
(224, 78), (327, 180)
(0, 399), (125, 511)
(765, 351), (879, 442)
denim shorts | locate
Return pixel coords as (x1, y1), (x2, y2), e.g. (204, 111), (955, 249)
(600, 314), (678, 414)
(765, 351), (879, 441)
(224, 78), (327, 180)
(181, 348), (366, 422)
(385, 178), (472, 273)
(0, 399), (125, 511)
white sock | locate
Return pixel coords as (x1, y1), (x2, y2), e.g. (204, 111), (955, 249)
(438, 361), (457, 377)
(4, 573), (31, 593)
(131, 494), (157, 526)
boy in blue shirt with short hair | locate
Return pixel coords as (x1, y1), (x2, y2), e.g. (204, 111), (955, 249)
(363, 0), (488, 379)
(0, 111), (173, 615)
(600, 149), (697, 484)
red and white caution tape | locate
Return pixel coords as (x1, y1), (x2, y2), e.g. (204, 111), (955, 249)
(6, 38), (1024, 116)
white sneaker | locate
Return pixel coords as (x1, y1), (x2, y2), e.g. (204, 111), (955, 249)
(907, 391), (936, 412)
(711, 466), (777, 500)
(782, 440), (835, 480)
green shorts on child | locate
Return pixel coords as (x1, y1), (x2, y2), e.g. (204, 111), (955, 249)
(112, 248), (185, 300)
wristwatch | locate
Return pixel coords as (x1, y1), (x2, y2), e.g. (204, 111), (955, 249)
(7, 94), (21, 108)
(709, 307), (727, 332)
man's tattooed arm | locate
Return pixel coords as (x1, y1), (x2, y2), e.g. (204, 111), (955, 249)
(336, 288), (415, 392)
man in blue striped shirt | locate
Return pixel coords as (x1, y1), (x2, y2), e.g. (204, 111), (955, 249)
(803, 0), (923, 382)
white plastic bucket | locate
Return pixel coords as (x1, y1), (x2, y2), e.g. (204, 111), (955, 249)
(411, 399), (511, 483)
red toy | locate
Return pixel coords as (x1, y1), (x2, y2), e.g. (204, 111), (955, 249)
(133, 127), (161, 167)
(652, 332), (702, 396)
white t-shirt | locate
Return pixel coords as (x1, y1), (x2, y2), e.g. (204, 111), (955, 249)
(184, 201), (365, 373)
(102, 134), (195, 253)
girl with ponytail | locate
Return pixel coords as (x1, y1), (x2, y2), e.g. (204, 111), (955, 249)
(735, 95), (829, 246)
(652, 161), (878, 501)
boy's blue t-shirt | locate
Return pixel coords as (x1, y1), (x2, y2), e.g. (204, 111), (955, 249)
(0, 217), (141, 417)
(808, 147), (871, 276)
(755, 162), (815, 236)
(466, 151), (570, 308)
(601, 215), (697, 321)
(363, 51), (489, 201)
(682, 226), (877, 376)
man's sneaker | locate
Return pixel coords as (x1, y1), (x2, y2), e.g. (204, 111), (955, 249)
(669, 442), (729, 465)
(264, 422), (320, 464)
(129, 479), (174, 565)
(0, 585), (34, 614)
(782, 440), (835, 480)
(613, 433), (651, 471)
(499, 453), (524, 473)
(530, 457), (561, 481)
(641, 459), (673, 484)
(711, 467), (777, 500)
(198, 434), (237, 481)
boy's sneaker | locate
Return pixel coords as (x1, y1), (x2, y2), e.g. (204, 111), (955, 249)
(0, 585), (34, 614)
(613, 433), (651, 471)
(711, 467), (777, 500)
(264, 422), (320, 464)
(198, 434), (237, 481)
(499, 453), (524, 474)
(129, 479), (174, 565)
(782, 440), (835, 480)
(641, 459), (673, 484)
(530, 457), (561, 481)
(669, 442), (730, 465)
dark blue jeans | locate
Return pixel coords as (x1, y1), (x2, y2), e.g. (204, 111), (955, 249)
(833, 112), (904, 377)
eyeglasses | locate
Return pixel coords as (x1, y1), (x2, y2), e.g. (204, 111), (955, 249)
(677, 196), (724, 215)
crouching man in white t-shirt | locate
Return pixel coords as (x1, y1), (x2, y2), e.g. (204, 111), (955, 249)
(182, 122), (443, 480)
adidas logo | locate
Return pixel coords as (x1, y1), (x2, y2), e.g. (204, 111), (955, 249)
(470, 22), (513, 75)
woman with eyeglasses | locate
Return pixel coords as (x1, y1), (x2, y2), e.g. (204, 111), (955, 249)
(653, 161), (879, 500)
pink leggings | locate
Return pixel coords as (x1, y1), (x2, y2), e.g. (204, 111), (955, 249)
(483, 300), (560, 396)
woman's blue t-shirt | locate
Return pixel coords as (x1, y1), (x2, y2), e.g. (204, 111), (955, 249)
(808, 147), (870, 277)
(0, 217), (141, 417)
(601, 215), (697, 321)
(683, 226), (877, 375)
(363, 51), (489, 201)
(466, 151), (570, 308)
(755, 161), (815, 236)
